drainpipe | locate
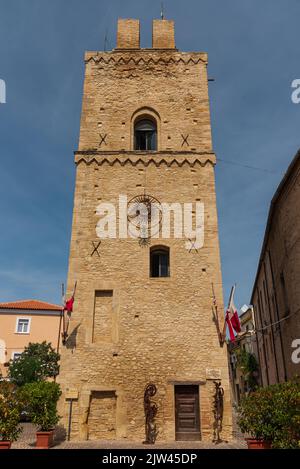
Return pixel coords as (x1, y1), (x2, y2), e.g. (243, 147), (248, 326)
(250, 304), (263, 386)
(263, 262), (280, 383)
(268, 250), (287, 381)
(258, 290), (270, 385)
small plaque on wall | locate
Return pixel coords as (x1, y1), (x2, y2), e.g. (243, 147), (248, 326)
(206, 368), (221, 380)
(66, 389), (79, 400)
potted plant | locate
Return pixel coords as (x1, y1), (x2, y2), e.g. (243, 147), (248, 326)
(0, 382), (22, 449)
(237, 386), (274, 449)
(20, 381), (61, 449)
(238, 378), (300, 449)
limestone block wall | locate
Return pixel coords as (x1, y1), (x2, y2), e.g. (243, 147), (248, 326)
(58, 19), (232, 442)
(78, 50), (212, 153)
(117, 19), (140, 49)
(58, 154), (232, 442)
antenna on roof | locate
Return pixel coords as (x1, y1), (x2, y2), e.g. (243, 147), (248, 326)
(104, 29), (108, 51)
(161, 2), (165, 20)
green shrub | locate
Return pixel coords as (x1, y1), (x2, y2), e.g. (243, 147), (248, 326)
(20, 381), (61, 432)
(0, 382), (22, 442)
(236, 349), (259, 391)
(238, 378), (300, 448)
(8, 342), (60, 387)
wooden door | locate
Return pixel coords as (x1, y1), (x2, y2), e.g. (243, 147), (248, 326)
(175, 385), (201, 441)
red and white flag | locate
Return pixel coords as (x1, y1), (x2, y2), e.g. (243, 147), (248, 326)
(64, 296), (74, 315)
(63, 281), (77, 316)
(225, 285), (241, 342)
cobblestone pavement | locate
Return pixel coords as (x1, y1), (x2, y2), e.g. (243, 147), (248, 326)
(12, 423), (246, 450)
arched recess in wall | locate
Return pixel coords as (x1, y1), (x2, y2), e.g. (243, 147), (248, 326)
(131, 107), (161, 151)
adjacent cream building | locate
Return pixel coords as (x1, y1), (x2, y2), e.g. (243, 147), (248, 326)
(58, 18), (232, 442)
(0, 299), (62, 377)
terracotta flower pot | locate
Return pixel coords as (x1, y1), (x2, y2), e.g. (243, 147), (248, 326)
(36, 431), (54, 449)
(0, 441), (11, 450)
(246, 438), (272, 449)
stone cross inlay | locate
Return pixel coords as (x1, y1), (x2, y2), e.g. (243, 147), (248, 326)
(187, 238), (199, 253)
(91, 241), (101, 257)
(181, 134), (189, 147)
(99, 133), (107, 146)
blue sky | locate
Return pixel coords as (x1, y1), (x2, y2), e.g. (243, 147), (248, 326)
(0, 0), (299, 308)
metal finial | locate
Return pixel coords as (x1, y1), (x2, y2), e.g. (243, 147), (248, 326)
(161, 2), (164, 20)
(104, 29), (108, 51)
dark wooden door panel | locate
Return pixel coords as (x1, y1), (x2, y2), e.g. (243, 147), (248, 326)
(178, 418), (197, 428)
(175, 385), (201, 441)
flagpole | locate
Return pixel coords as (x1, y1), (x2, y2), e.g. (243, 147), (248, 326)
(62, 282), (69, 345)
(73, 281), (77, 299)
(57, 283), (64, 353)
(211, 283), (223, 345)
(228, 284), (235, 309)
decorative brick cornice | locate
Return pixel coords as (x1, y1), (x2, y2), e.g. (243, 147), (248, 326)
(74, 151), (215, 168)
(85, 51), (207, 66)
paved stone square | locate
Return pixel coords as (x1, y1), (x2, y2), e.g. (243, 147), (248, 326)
(12, 423), (246, 450)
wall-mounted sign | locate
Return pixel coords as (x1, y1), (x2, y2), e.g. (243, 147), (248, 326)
(66, 389), (79, 400)
(206, 368), (221, 380)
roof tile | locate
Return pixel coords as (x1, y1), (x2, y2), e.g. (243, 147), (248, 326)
(0, 299), (62, 311)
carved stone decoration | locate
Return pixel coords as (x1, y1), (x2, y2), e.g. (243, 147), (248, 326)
(85, 53), (208, 67)
(143, 383), (158, 444)
(90, 241), (101, 257)
(99, 133), (107, 147)
(139, 237), (151, 247)
(127, 194), (162, 245)
(186, 237), (199, 253)
(212, 380), (224, 444)
(74, 152), (216, 168)
(181, 134), (189, 147)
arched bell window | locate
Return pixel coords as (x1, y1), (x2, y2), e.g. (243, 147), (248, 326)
(134, 118), (157, 151)
(150, 246), (170, 278)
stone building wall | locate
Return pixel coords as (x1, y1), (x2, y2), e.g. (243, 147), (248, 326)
(251, 151), (300, 385)
(78, 49), (212, 153)
(58, 19), (232, 442)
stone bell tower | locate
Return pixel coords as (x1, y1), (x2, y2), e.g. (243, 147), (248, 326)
(58, 18), (232, 442)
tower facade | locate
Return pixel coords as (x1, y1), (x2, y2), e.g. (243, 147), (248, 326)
(58, 18), (232, 442)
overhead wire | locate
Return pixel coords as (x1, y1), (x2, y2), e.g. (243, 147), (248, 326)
(217, 158), (280, 174)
